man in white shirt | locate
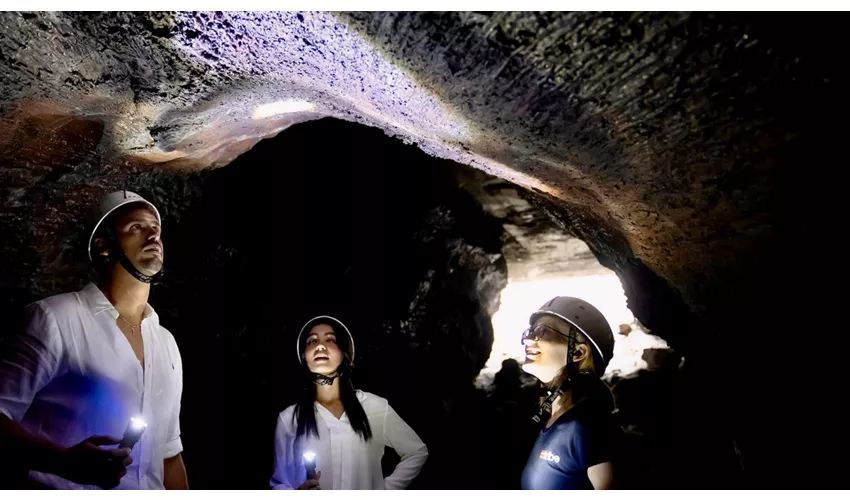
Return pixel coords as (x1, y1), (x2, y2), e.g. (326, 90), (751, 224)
(0, 191), (187, 489)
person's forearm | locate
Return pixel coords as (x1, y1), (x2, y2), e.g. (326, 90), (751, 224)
(163, 453), (188, 490)
(0, 414), (66, 475)
(384, 447), (428, 490)
(588, 462), (614, 489)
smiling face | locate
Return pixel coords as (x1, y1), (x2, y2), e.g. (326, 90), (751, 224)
(304, 323), (343, 376)
(521, 314), (597, 384)
(520, 315), (572, 384)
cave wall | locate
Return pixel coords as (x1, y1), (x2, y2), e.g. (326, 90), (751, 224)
(2, 11), (839, 321)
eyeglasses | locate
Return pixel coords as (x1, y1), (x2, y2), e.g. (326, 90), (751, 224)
(520, 323), (572, 345)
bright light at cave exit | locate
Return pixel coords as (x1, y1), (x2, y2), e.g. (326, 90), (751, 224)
(252, 99), (316, 119)
(485, 273), (635, 376)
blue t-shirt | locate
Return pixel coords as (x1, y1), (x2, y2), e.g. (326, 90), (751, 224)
(521, 401), (616, 490)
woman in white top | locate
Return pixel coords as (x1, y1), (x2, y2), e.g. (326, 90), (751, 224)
(270, 315), (428, 490)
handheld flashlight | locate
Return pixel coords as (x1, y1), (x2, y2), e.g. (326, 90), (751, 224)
(119, 417), (147, 450)
(303, 451), (317, 480)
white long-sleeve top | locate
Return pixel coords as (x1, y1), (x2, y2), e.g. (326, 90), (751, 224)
(271, 390), (427, 490)
(0, 283), (183, 489)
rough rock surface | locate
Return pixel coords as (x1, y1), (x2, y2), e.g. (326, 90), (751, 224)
(0, 12), (846, 487)
(456, 167), (609, 281)
(0, 12), (839, 315)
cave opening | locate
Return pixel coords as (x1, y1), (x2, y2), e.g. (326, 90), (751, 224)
(467, 170), (676, 384)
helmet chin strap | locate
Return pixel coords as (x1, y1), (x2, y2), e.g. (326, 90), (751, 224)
(102, 229), (163, 284)
(533, 387), (564, 424)
(533, 326), (582, 424)
(118, 253), (163, 284)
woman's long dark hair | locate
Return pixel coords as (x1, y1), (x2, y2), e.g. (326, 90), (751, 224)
(294, 318), (373, 441)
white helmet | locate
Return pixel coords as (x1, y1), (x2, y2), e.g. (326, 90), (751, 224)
(296, 315), (356, 365)
(88, 190), (161, 261)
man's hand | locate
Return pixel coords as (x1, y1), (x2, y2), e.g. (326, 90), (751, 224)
(298, 471), (322, 490)
(55, 436), (132, 490)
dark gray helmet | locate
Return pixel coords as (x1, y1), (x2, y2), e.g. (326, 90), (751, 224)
(530, 296), (615, 374)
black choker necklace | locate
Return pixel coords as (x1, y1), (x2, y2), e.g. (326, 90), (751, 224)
(313, 373), (339, 385)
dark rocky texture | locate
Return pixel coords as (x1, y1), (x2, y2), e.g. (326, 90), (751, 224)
(456, 167), (610, 281)
(1, 11), (847, 488)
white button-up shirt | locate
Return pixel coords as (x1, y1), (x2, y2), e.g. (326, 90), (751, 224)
(271, 390), (428, 490)
(0, 283), (183, 489)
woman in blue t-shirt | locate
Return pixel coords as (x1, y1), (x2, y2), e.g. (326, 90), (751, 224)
(519, 297), (620, 490)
